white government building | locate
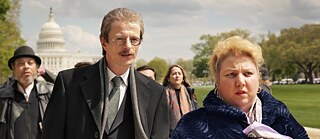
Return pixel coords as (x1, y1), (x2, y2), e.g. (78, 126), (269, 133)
(36, 9), (101, 75)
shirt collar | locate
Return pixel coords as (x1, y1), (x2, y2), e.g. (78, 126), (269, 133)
(17, 81), (35, 94)
(17, 81), (35, 101)
(107, 67), (129, 86)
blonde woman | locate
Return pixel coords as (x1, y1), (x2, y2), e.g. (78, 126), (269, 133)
(172, 36), (308, 139)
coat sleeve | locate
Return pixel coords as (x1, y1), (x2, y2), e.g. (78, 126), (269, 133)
(286, 113), (309, 139)
(150, 87), (170, 139)
(42, 71), (68, 139)
(271, 103), (309, 139)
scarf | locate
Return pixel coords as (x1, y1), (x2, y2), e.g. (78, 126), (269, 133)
(243, 94), (292, 139)
(166, 84), (193, 125)
(98, 57), (147, 139)
(246, 97), (262, 124)
(99, 57), (108, 139)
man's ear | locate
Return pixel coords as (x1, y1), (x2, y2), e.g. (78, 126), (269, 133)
(100, 37), (106, 46)
(11, 63), (15, 70)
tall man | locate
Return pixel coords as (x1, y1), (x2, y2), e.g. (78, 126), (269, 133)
(0, 46), (53, 139)
(42, 8), (169, 139)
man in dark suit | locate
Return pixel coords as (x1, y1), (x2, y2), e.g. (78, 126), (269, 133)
(42, 8), (169, 139)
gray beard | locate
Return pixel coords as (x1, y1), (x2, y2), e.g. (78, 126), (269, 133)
(16, 74), (37, 86)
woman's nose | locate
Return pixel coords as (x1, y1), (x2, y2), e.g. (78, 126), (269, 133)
(236, 74), (246, 87)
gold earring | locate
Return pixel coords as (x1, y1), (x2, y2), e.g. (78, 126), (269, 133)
(258, 87), (261, 93)
(214, 88), (218, 95)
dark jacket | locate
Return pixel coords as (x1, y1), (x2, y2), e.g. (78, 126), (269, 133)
(42, 62), (169, 139)
(0, 80), (53, 139)
(172, 90), (309, 139)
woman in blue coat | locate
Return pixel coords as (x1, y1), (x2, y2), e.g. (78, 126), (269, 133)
(172, 36), (308, 139)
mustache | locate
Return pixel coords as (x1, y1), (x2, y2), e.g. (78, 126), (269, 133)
(119, 50), (134, 55)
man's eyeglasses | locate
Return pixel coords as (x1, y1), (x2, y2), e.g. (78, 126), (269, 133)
(111, 37), (142, 46)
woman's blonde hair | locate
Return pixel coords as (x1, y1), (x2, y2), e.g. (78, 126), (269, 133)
(209, 36), (264, 81)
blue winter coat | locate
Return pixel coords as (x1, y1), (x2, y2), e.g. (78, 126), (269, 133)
(172, 90), (309, 139)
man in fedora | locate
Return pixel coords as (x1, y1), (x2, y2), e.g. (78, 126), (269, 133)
(0, 45), (53, 139)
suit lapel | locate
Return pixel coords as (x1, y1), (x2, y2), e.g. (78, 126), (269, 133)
(79, 64), (104, 133)
(77, 65), (152, 138)
(135, 72), (152, 129)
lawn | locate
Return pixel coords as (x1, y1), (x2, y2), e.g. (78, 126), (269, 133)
(194, 84), (320, 128)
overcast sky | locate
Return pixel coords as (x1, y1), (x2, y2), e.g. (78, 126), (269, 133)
(20, 0), (320, 62)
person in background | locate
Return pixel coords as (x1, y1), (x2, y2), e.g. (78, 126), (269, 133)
(162, 64), (198, 137)
(37, 67), (56, 84)
(42, 8), (169, 139)
(0, 46), (53, 139)
(74, 61), (92, 68)
(171, 36), (308, 139)
(136, 65), (156, 80)
(260, 66), (272, 93)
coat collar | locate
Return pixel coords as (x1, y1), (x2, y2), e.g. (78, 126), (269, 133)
(0, 80), (51, 98)
(0, 86), (14, 98)
(36, 81), (53, 95)
(78, 61), (151, 139)
(203, 89), (246, 119)
(203, 89), (276, 121)
(79, 63), (103, 133)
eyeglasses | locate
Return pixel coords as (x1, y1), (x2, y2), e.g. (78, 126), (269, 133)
(111, 37), (142, 46)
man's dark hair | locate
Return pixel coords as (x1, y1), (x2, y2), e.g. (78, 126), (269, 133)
(136, 65), (156, 80)
(74, 62), (92, 68)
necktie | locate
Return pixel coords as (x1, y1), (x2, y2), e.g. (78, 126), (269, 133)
(107, 76), (121, 130)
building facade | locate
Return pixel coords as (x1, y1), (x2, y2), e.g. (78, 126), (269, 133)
(36, 8), (101, 74)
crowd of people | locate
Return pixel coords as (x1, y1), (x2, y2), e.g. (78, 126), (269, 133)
(0, 8), (308, 139)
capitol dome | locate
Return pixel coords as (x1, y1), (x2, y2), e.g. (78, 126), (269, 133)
(37, 8), (66, 52)
(35, 8), (101, 75)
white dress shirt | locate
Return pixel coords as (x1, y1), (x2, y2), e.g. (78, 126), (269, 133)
(107, 68), (129, 110)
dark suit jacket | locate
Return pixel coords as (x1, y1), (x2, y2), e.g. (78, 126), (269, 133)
(42, 62), (169, 139)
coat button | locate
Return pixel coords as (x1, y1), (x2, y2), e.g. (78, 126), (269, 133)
(95, 131), (99, 138)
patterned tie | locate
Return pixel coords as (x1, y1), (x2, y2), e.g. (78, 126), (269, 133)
(107, 76), (121, 130)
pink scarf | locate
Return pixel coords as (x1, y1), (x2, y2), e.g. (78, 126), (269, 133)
(166, 84), (193, 125)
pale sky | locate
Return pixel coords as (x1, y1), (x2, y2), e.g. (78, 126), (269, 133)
(20, 0), (320, 62)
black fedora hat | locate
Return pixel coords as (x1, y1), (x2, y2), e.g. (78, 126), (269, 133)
(8, 46), (42, 69)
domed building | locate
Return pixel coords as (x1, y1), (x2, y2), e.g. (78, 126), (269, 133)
(36, 8), (101, 74)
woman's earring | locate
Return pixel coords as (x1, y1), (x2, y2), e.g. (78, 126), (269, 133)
(214, 88), (218, 95)
(215, 88), (223, 100)
(258, 87), (261, 93)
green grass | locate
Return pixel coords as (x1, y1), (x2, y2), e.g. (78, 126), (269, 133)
(194, 84), (320, 128)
